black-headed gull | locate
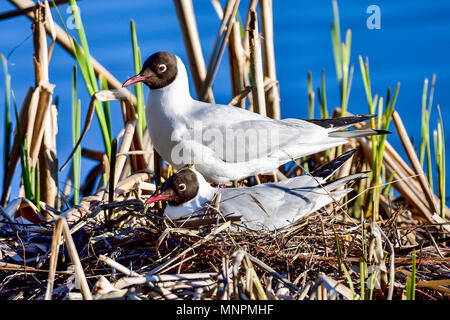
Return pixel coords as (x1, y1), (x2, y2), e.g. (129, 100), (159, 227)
(123, 51), (387, 184)
(145, 149), (365, 231)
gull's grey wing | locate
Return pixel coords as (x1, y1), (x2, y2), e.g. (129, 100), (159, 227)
(186, 103), (335, 163)
(218, 176), (336, 230)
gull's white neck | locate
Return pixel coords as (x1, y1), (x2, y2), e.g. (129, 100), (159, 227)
(146, 56), (193, 115)
(164, 171), (217, 220)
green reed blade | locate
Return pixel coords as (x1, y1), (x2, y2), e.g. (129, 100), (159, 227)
(1, 53), (12, 188)
(130, 19), (146, 138)
(406, 250), (416, 300)
(108, 138), (118, 222)
(72, 66), (81, 205)
(319, 68), (328, 118)
(99, 74), (112, 139)
(12, 91), (33, 202)
(434, 105), (446, 218)
(331, 0), (342, 84)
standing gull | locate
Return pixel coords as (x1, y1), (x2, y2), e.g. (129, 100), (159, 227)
(123, 51), (388, 184)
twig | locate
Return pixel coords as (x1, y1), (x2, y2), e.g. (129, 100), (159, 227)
(61, 217), (93, 300)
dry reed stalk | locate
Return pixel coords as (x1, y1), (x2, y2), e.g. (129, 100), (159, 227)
(60, 217), (93, 300)
(44, 216), (64, 300)
(211, 0), (246, 108)
(28, 5), (56, 198)
(242, 0), (258, 54)
(114, 120), (137, 185)
(259, 0), (280, 119)
(333, 107), (450, 219)
(376, 223), (395, 300)
(43, 0), (56, 60)
(115, 171), (153, 195)
(9, 0), (136, 104)
(28, 82), (55, 169)
(98, 254), (141, 277)
(0, 0), (69, 20)
(384, 141), (416, 179)
(228, 21), (247, 109)
(39, 104), (59, 210)
(142, 128), (154, 172)
(0, 261), (73, 274)
(173, 0), (214, 102)
(392, 111), (439, 215)
(32, 3), (48, 84)
(200, 0), (240, 101)
(229, 85), (251, 106)
(316, 273), (359, 300)
(60, 90), (132, 172)
(121, 99), (147, 173)
(359, 140), (436, 226)
(248, 9), (267, 116)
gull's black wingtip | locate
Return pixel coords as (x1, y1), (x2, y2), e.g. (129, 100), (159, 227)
(375, 129), (392, 135)
(311, 148), (358, 179)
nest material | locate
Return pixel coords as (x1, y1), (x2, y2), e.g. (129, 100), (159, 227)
(0, 192), (448, 300)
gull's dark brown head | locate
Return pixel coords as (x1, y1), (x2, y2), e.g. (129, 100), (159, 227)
(146, 169), (199, 206)
(122, 51), (178, 89)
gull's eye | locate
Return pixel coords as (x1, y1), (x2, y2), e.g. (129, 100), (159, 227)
(178, 183), (186, 192)
(158, 64), (167, 73)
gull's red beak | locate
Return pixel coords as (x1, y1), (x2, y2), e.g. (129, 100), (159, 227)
(145, 194), (169, 204)
(122, 74), (146, 87)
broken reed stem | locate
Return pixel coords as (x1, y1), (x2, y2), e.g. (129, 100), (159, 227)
(114, 120), (137, 185)
(228, 20), (246, 109)
(392, 111), (439, 215)
(44, 216), (63, 300)
(173, 0), (214, 102)
(248, 9), (267, 116)
(60, 217), (93, 300)
(360, 141), (431, 217)
(33, 3), (49, 84)
(98, 254), (141, 277)
(39, 103), (59, 210)
(8, 0), (136, 104)
(259, 0), (280, 119)
(242, 0), (258, 55)
(200, 0), (240, 101)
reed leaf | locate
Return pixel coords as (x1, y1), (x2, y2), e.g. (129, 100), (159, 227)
(1, 53), (12, 188)
(318, 68), (328, 118)
(12, 91), (33, 202)
(56, 0), (112, 158)
(72, 66), (81, 205)
(108, 138), (118, 222)
(130, 19), (146, 138)
(419, 75), (436, 189)
(433, 105), (446, 218)
(406, 250), (416, 300)
(331, 0), (342, 84)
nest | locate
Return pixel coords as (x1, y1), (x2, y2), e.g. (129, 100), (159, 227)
(1, 190), (448, 300)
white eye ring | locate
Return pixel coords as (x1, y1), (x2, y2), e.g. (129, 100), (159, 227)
(178, 183), (186, 191)
(158, 64), (167, 72)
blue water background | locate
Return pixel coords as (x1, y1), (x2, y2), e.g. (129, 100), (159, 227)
(1, 0), (449, 203)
